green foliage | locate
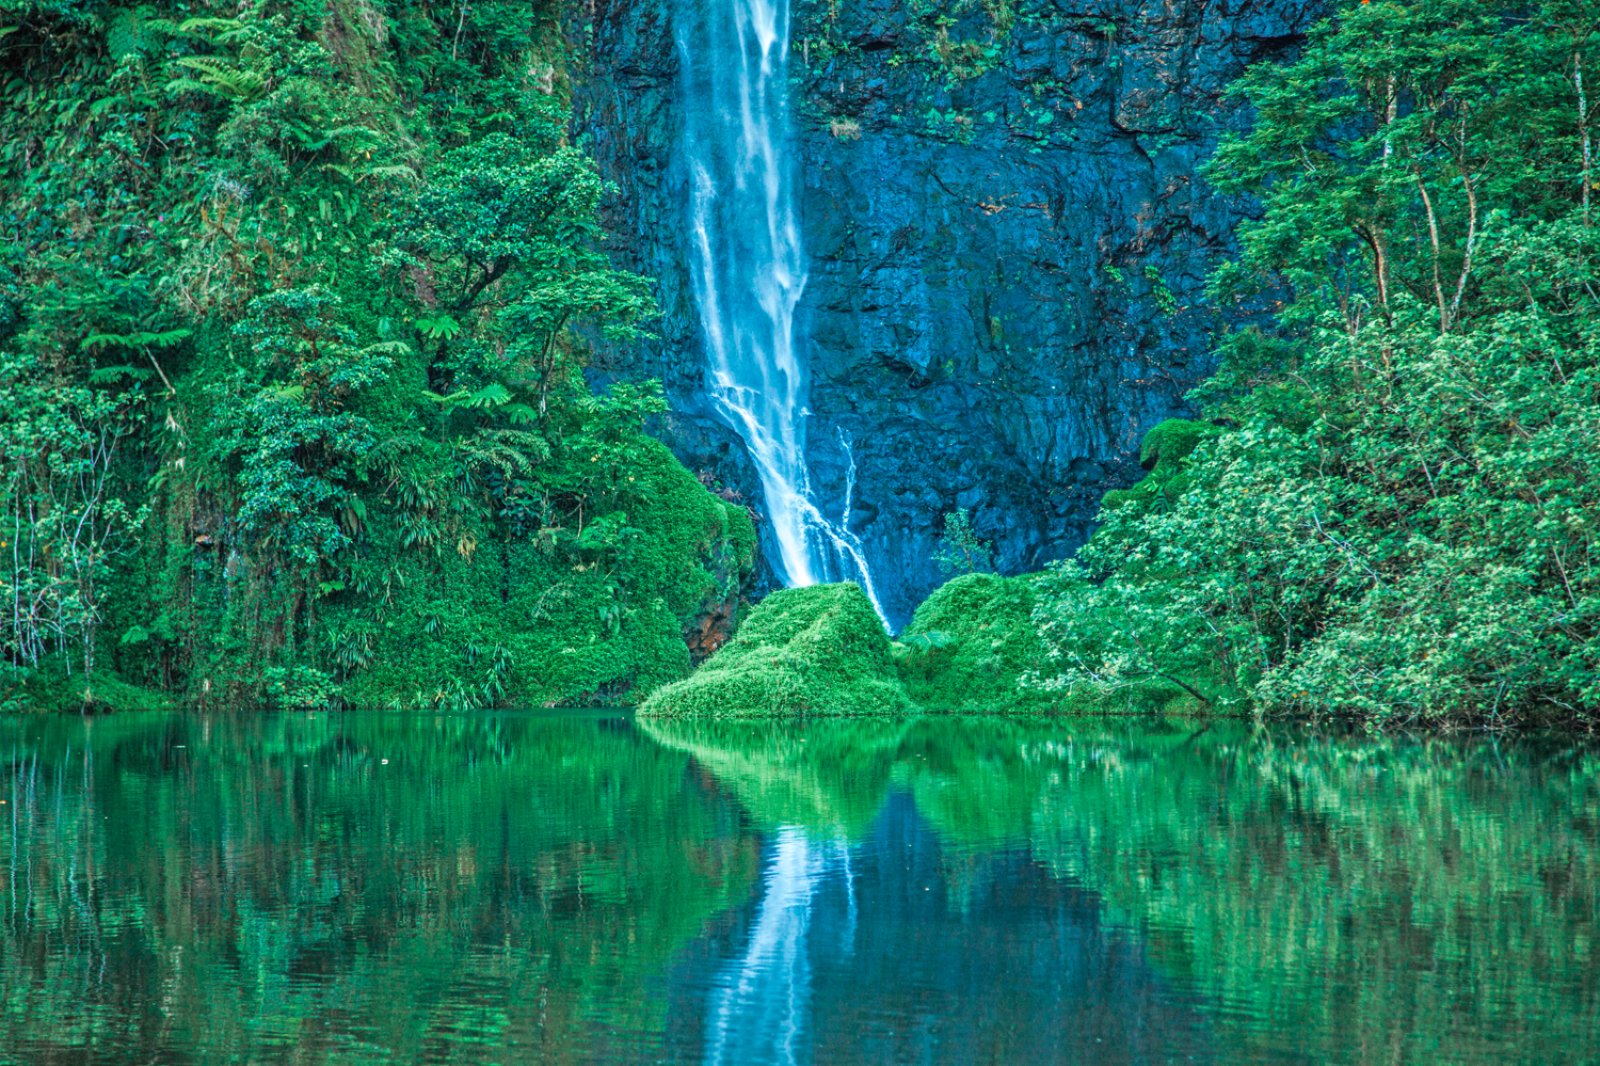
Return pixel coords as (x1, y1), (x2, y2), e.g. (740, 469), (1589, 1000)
(337, 436), (755, 710)
(0, 0), (752, 710)
(1099, 419), (1220, 517)
(0, 352), (150, 685)
(218, 286), (392, 570)
(261, 663), (337, 709)
(640, 583), (913, 718)
(1036, 0), (1600, 725)
(894, 572), (1058, 712)
(1143, 264), (1178, 316)
(4, 661), (171, 714)
(932, 506), (995, 578)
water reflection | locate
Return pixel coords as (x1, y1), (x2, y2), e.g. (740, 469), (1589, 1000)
(651, 716), (1600, 1064)
(0, 713), (761, 1063)
(681, 792), (1213, 1065)
(1, 713), (1596, 1064)
(703, 829), (853, 1066)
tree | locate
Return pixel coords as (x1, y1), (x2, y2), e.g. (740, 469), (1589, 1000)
(1035, 0), (1600, 725)
(0, 354), (148, 688)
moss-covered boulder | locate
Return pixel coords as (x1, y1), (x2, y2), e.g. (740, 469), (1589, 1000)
(638, 582), (912, 718)
(1100, 418), (1220, 514)
(894, 572), (1060, 712)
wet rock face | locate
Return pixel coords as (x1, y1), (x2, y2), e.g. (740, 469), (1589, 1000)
(576, 0), (1324, 626)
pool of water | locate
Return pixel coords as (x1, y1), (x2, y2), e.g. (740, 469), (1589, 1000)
(0, 712), (1595, 1063)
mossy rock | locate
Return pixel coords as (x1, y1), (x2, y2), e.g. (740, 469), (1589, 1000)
(894, 572), (1060, 712)
(1102, 418), (1221, 513)
(638, 583), (913, 718)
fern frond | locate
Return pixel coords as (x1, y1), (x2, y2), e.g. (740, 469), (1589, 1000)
(168, 57), (266, 102)
(83, 328), (193, 351)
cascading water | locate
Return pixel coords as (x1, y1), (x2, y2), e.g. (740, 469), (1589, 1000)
(678, 0), (888, 625)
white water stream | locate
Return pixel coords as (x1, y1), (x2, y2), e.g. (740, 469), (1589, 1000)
(679, 0), (888, 624)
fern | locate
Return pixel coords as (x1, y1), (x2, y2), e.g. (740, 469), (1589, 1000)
(423, 383), (512, 409)
(415, 314), (462, 340)
(464, 384), (512, 408)
(167, 58), (267, 103)
(362, 164), (421, 185)
(173, 17), (246, 39)
(107, 7), (156, 61)
(458, 428), (552, 480)
(83, 328), (192, 351)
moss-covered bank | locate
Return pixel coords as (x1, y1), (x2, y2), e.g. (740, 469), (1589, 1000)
(642, 574), (1071, 719)
(638, 583), (913, 718)
(894, 572), (1060, 712)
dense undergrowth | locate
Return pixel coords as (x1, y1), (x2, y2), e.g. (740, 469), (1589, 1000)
(0, 0), (754, 711)
(8, 0), (1599, 727)
(1027, 0), (1600, 728)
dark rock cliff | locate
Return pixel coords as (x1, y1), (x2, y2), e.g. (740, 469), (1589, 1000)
(575, 0), (1324, 626)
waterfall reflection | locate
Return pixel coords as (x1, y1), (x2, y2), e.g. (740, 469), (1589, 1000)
(4, 715), (1594, 1064)
(704, 828), (855, 1066)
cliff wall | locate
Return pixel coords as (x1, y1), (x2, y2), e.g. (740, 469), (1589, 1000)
(576, 0), (1324, 623)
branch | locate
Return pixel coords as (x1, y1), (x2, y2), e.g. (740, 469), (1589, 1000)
(1412, 167), (1451, 332)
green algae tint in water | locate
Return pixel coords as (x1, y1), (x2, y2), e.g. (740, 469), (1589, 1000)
(1, 713), (1596, 1064)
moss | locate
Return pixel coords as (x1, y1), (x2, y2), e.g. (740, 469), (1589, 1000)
(329, 433), (756, 710)
(616, 438), (757, 622)
(894, 572), (1061, 712)
(639, 583), (913, 718)
(1102, 418), (1220, 513)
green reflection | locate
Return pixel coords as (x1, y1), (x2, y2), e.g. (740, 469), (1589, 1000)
(654, 714), (1600, 1062)
(640, 717), (910, 837)
(3, 713), (1596, 1064)
(0, 713), (759, 1062)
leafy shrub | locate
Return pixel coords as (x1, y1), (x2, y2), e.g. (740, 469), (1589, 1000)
(932, 507), (995, 578)
(1033, 0), (1600, 726)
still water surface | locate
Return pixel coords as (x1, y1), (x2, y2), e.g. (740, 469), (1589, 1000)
(1, 712), (1595, 1064)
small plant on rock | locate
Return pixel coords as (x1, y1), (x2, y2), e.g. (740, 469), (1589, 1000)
(933, 508), (995, 578)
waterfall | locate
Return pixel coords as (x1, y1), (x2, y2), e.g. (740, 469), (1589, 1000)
(679, 0), (888, 625)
